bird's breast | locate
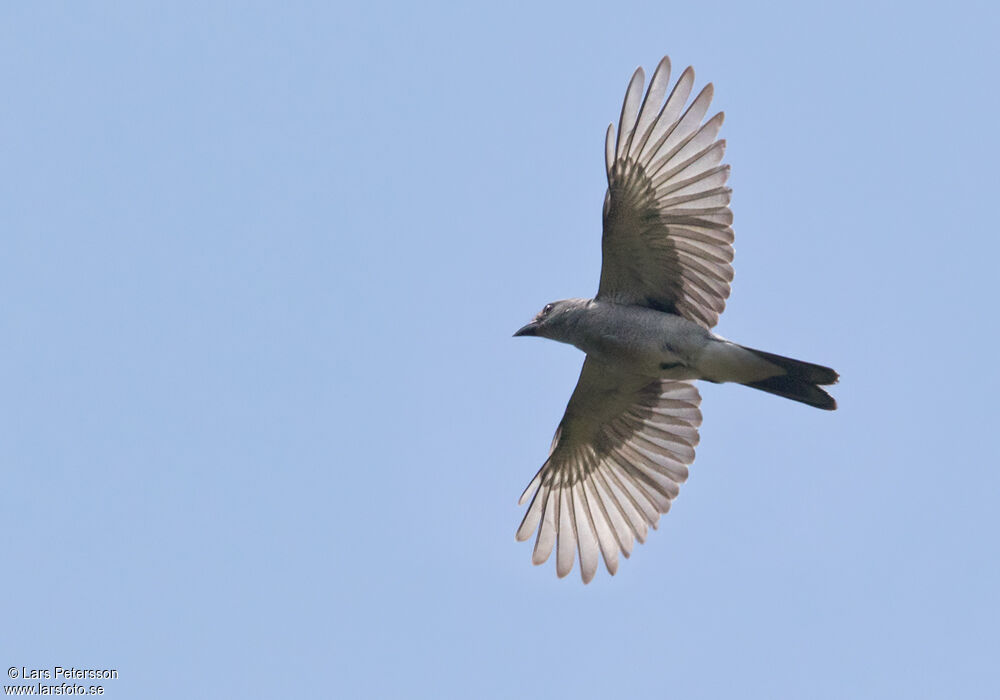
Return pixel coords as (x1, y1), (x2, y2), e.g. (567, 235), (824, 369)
(569, 305), (707, 379)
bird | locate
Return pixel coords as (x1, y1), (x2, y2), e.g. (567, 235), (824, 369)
(513, 56), (838, 584)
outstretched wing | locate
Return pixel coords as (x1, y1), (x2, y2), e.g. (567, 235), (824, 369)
(598, 56), (734, 329)
(516, 358), (702, 583)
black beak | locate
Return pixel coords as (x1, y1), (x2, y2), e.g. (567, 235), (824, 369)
(513, 321), (538, 337)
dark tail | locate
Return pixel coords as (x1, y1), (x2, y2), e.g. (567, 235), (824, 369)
(741, 347), (839, 410)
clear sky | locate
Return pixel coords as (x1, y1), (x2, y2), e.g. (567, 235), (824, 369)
(2, 2), (998, 698)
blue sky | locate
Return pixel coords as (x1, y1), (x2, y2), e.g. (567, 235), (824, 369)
(2, 2), (998, 698)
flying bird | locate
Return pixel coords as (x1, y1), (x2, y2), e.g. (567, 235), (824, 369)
(513, 56), (838, 583)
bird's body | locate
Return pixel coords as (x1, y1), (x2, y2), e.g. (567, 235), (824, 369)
(514, 56), (838, 583)
(519, 298), (786, 384)
(537, 299), (707, 379)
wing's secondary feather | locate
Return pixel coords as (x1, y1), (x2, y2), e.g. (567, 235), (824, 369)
(598, 57), (734, 329)
(515, 358), (702, 583)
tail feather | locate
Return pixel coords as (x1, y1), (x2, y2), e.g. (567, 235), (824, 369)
(741, 346), (839, 410)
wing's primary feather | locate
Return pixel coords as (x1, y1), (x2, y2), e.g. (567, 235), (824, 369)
(516, 358), (702, 583)
(598, 58), (734, 329)
(616, 67), (645, 161)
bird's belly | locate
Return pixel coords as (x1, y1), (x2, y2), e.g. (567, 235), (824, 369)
(580, 332), (699, 380)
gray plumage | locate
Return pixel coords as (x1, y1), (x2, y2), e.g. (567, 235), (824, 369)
(513, 56), (838, 583)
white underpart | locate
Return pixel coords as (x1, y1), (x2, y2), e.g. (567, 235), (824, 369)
(698, 340), (782, 383)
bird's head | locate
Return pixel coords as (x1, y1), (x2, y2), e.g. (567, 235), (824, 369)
(513, 299), (588, 341)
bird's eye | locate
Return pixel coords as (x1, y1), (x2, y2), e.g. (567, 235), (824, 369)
(542, 303), (554, 316)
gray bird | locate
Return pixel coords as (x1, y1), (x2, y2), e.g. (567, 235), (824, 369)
(513, 56), (838, 583)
